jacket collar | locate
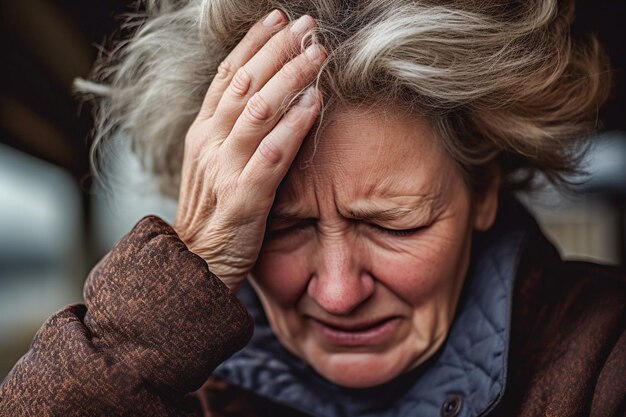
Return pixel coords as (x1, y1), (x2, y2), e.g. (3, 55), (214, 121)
(214, 196), (532, 417)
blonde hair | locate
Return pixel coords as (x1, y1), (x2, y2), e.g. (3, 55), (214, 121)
(76, 0), (611, 197)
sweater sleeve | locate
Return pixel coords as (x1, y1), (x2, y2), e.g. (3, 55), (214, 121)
(0, 216), (254, 416)
(591, 325), (626, 417)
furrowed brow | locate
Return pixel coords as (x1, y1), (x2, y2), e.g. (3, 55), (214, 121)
(345, 196), (440, 222)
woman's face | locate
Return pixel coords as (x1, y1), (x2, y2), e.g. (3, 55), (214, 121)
(251, 106), (498, 388)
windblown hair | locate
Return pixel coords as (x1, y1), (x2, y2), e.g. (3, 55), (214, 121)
(76, 0), (611, 197)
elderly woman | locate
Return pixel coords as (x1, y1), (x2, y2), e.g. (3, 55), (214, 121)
(1, 0), (624, 416)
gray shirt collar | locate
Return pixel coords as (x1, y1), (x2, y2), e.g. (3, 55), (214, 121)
(214, 197), (530, 417)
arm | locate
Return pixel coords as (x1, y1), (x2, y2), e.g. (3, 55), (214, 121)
(0, 216), (253, 417)
(591, 314), (626, 417)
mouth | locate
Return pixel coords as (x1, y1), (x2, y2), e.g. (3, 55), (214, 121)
(309, 316), (402, 347)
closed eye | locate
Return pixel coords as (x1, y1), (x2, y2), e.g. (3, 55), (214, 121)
(369, 224), (427, 237)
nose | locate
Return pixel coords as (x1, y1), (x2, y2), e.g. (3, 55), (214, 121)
(307, 234), (375, 315)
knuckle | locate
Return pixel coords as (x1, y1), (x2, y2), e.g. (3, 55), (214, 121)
(283, 107), (310, 130)
(257, 139), (283, 165)
(215, 59), (234, 81)
(230, 66), (252, 96)
(279, 59), (307, 84)
(244, 93), (271, 123)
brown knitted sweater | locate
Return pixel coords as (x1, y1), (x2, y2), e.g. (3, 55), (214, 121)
(0, 216), (624, 417)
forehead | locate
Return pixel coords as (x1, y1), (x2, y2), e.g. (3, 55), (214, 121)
(276, 106), (456, 209)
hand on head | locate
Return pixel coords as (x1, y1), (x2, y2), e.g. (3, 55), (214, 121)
(174, 11), (325, 292)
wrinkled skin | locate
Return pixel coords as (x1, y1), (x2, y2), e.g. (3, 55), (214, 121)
(175, 10), (499, 388)
(251, 108), (499, 387)
(175, 11), (325, 291)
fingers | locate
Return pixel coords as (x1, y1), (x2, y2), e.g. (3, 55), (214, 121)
(211, 15), (317, 133)
(196, 9), (287, 121)
(240, 86), (321, 198)
(226, 42), (326, 163)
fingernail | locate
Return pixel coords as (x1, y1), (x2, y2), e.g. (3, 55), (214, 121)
(291, 15), (313, 36)
(263, 9), (283, 27)
(305, 44), (323, 61)
(298, 87), (317, 107)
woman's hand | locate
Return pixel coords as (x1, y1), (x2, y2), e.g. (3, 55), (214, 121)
(174, 11), (325, 292)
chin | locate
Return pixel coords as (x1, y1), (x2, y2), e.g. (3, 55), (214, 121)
(309, 351), (410, 388)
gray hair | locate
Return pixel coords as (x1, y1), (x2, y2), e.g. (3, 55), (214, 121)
(76, 0), (611, 197)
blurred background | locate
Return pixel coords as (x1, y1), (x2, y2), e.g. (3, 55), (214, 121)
(0, 0), (625, 379)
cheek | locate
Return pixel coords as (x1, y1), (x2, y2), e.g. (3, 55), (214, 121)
(369, 223), (471, 305)
(253, 247), (311, 306)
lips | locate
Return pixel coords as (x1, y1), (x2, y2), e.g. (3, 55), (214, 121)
(309, 316), (401, 347)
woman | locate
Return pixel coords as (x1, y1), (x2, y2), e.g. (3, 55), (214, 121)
(1, 0), (623, 416)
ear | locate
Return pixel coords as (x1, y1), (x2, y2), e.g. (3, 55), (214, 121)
(473, 166), (500, 232)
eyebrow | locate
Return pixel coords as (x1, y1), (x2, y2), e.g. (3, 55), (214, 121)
(345, 193), (443, 222)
